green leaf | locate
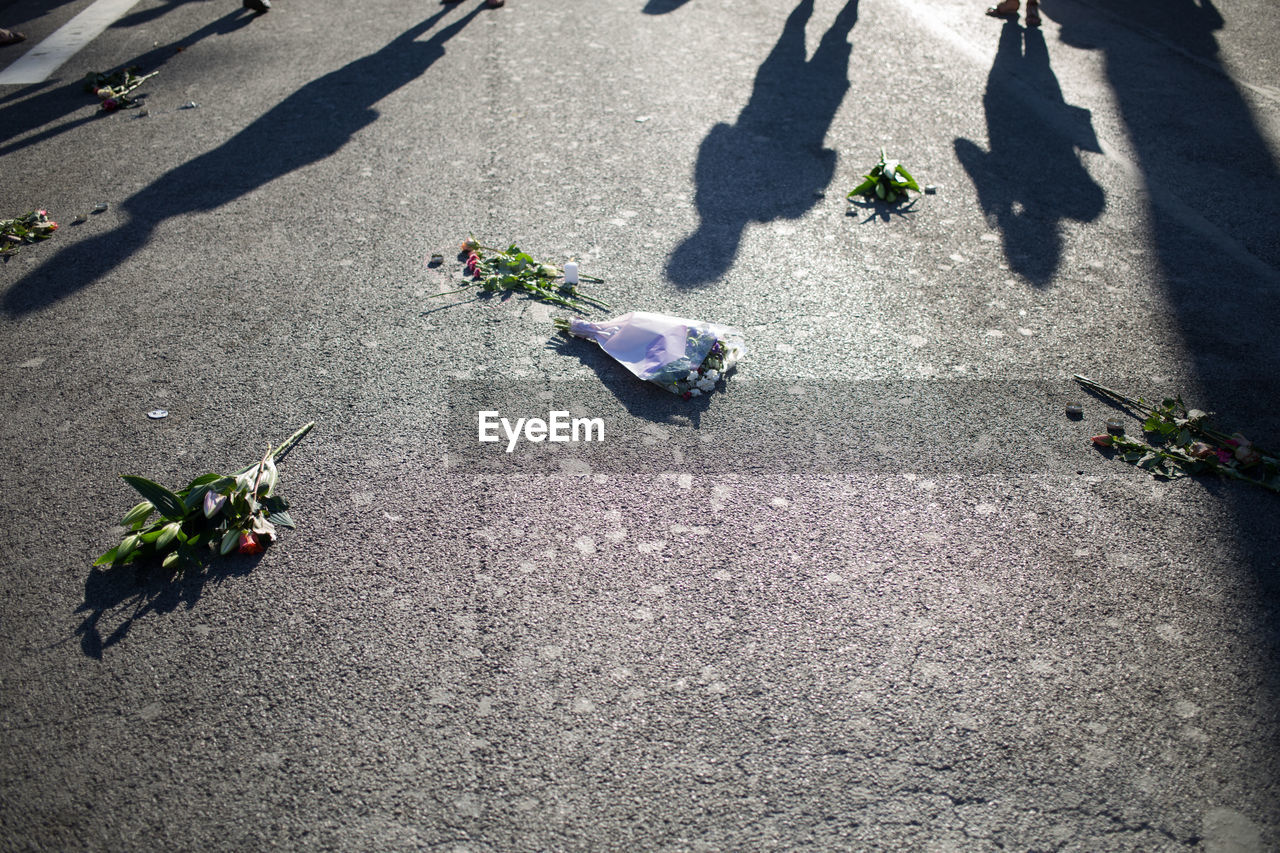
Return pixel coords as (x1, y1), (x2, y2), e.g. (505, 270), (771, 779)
(220, 528), (240, 556)
(261, 494), (290, 514)
(895, 164), (921, 192)
(94, 546), (121, 567)
(184, 473), (223, 490)
(848, 179), (873, 198)
(121, 475), (187, 521)
(1176, 428), (1191, 447)
(156, 521), (181, 550)
(269, 511), (296, 529)
(120, 501), (155, 529)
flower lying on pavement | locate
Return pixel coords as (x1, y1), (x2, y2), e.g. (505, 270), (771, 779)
(1073, 375), (1279, 493)
(0, 210), (58, 255)
(428, 237), (608, 312)
(554, 311), (745, 399)
(847, 148), (921, 204)
(95, 422), (315, 574)
(83, 66), (158, 111)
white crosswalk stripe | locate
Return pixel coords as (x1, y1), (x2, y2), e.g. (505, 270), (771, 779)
(0, 0), (143, 85)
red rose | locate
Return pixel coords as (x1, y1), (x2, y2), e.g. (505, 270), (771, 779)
(237, 531), (264, 555)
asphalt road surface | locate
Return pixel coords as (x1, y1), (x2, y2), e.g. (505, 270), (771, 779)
(1, 0), (1278, 850)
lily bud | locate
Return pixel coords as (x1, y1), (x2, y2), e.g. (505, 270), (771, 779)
(203, 490), (227, 518)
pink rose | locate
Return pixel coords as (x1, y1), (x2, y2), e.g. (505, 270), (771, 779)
(237, 531), (264, 555)
(1186, 442), (1215, 460)
(1235, 445), (1262, 466)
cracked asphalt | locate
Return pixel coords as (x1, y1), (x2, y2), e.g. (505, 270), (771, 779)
(1, 0), (1277, 850)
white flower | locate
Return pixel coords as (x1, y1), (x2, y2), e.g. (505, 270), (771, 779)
(696, 379), (715, 392)
(703, 369), (720, 381)
(686, 371), (700, 382)
(689, 388), (702, 397)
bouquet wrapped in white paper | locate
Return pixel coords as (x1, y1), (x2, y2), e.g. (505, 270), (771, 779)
(554, 311), (744, 398)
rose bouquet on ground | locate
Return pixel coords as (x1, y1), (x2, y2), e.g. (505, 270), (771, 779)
(1074, 375), (1279, 493)
(95, 422), (315, 573)
(431, 237), (607, 312)
(848, 149), (921, 204)
(554, 312), (744, 399)
(0, 210), (57, 255)
(83, 66), (158, 111)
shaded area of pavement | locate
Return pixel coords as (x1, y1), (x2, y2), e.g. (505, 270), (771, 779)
(666, 0), (858, 287)
(955, 18), (1104, 286)
(0, 9), (256, 159)
(3, 3), (480, 315)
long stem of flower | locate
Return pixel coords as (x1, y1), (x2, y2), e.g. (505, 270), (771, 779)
(231, 422), (315, 476)
(1072, 374), (1156, 419)
(426, 286), (476, 299)
(272, 421), (315, 463)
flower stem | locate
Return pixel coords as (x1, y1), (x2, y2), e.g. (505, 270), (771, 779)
(426, 286), (476, 299)
(231, 422), (315, 476)
(1072, 374), (1155, 418)
(272, 421), (315, 463)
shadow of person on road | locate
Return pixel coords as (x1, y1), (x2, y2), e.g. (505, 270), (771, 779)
(3, 3), (482, 315)
(1053, 0), (1280, 730)
(0, 9), (255, 159)
(642, 0), (695, 13)
(666, 0), (858, 288)
(953, 18), (1103, 287)
(75, 553), (261, 659)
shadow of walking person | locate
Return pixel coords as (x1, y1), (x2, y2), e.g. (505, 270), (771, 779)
(666, 0), (858, 288)
(3, 3), (482, 316)
(642, 0), (695, 13)
(954, 18), (1103, 287)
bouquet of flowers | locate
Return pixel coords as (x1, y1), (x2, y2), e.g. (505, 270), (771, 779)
(554, 311), (744, 399)
(0, 210), (58, 255)
(1074, 375), (1279, 493)
(431, 237), (607, 312)
(848, 149), (921, 204)
(95, 422), (315, 573)
(83, 66), (158, 111)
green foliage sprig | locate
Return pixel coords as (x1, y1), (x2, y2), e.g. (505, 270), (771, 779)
(848, 149), (921, 204)
(1, 210), (58, 255)
(430, 238), (608, 312)
(96, 422), (315, 573)
(1074, 375), (1279, 492)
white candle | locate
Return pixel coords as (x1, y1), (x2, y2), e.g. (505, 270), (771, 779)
(563, 261), (579, 285)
